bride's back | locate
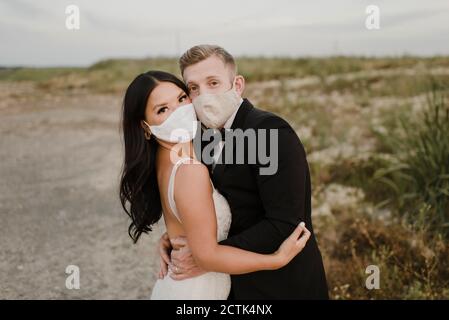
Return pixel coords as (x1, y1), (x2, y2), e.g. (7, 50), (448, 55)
(156, 152), (186, 246)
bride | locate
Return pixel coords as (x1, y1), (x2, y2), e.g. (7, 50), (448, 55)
(119, 70), (311, 299)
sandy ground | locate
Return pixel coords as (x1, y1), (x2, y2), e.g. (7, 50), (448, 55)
(0, 83), (164, 299)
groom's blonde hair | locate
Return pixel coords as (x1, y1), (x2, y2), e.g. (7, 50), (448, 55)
(179, 44), (237, 77)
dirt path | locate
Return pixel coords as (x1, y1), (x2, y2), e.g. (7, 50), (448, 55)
(0, 84), (163, 299)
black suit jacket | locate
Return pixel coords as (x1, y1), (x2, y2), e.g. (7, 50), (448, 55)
(199, 99), (328, 300)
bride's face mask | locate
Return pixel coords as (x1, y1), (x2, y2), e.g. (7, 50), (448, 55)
(192, 79), (241, 129)
(142, 82), (198, 143)
(143, 103), (198, 143)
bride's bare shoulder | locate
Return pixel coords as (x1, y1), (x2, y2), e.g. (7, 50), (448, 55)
(175, 159), (211, 190)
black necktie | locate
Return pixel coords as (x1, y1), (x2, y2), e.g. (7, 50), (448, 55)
(219, 128), (228, 141)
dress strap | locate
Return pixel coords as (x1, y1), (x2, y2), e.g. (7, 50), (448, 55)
(167, 158), (193, 222)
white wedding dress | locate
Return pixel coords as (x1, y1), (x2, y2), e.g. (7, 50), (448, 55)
(150, 157), (232, 300)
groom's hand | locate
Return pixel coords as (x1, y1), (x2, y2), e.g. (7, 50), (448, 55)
(169, 237), (206, 281)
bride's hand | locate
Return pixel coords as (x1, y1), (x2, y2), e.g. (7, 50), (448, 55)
(157, 232), (172, 279)
(274, 222), (311, 268)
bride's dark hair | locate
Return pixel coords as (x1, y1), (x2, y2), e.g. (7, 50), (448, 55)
(119, 70), (189, 243)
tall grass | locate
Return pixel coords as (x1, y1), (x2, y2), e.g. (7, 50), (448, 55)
(374, 84), (449, 236)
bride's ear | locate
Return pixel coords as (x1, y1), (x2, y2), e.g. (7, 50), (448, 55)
(140, 120), (152, 139)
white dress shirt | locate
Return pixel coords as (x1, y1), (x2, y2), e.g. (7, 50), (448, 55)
(212, 98), (244, 169)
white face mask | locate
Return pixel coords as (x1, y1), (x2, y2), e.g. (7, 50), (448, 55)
(192, 81), (241, 129)
(144, 103), (198, 143)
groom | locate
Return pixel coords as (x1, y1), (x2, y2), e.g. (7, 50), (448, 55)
(158, 44), (328, 299)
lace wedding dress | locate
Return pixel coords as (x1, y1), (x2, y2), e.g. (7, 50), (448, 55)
(150, 157), (232, 300)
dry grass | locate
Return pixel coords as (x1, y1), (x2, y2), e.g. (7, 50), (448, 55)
(1, 56), (448, 299)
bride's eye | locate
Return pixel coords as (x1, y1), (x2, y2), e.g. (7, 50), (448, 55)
(157, 107), (168, 114)
(178, 94), (188, 103)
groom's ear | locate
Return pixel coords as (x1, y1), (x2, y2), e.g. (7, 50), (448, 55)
(234, 75), (245, 96)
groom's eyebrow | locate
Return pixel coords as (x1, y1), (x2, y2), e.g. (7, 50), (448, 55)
(186, 76), (218, 85)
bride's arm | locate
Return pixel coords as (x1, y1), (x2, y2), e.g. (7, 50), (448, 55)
(174, 162), (310, 275)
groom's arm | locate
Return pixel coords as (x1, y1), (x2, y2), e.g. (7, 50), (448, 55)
(219, 116), (309, 254)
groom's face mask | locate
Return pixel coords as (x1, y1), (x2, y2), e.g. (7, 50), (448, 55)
(192, 78), (241, 129)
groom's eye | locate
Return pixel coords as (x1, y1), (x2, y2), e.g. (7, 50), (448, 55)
(210, 81), (219, 87)
(189, 86), (198, 93)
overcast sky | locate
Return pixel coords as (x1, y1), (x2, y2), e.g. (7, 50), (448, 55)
(1, 0), (448, 67)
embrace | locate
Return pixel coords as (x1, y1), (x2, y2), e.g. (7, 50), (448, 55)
(119, 45), (329, 300)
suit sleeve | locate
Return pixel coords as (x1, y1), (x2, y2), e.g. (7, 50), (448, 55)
(219, 116), (309, 253)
